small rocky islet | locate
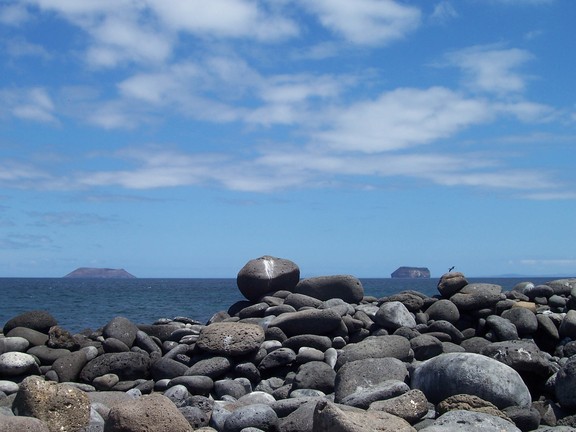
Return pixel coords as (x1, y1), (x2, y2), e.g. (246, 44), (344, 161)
(1, 256), (576, 431)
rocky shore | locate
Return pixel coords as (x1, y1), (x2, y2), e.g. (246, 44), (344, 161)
(1, 255), (576, 431)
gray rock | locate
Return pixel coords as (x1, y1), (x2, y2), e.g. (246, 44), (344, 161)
(214, 379), (250, 400)
(239, 302), (270, 319)
(296, 347), (325, 363)
(27, 345), (71, 365)
(269, 309), (342, 337)
(0, 379), (19, 394)
(335, 357), (408, 402)
(80, 352), (150, 383)
(5, 327), (48, 346)
(340, 380), (410, 409)
(437, 272), (468, 298)
(283, 335), (332, 352)
(12, 375), (90, 432)
(284, 293), (323, 310)
(259, 347), (296, 371)
(187, 356), (232, 379)
(503, 406), (541, 432)
(436, 394), (510, 421)
(0, 336), (30, 354)
(336, 335), (412, 369)
(223, 403), (279, 432)
(425, 300), (460, 323)
(485, 315), (519, 341)
(460, 336), (491, 354)
(294, 275), (364, 304)
(411, 353), (532, 408)
(3, 310), (58, 334)
(237, 256), (300, 301)
(0, 352), (39, 377)
(0, 416), (50, 431)
(292, 361), (336, 394)
(481, 339), (555, 377)
(179, 405), (210, 429)
(559, 310), (576, 338)
(238, 391), (276, 405)
(93, 374), (120, 391)
(134, 330), (161, 354)
(555, 355), (576, 409)
(163, 384), (190, 407)
(278, 400), (316, 432)
(501, 308), (538, 337)
(424, 321), (464, 344)
(410, 335), (443, 361)
(387, 292), (425, 313)
(235, 362), (261, 383)
(312, 400), (415, 432)
(102, 337), (130, 353)
(450, 283), (503, 311)
(102, 317), (139, 348)
(419, 410), (521, 432)
(150, 357), (189, 380)
(52, 350), (89, 383)
(374, 301), (416, 330)
(369, 389), (429, 424)
(197, 322), (265, 356)
(169, 375), (214, 396)
(104, 393), (191, 432)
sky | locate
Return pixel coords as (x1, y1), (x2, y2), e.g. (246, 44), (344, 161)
(0, 0), (575, 279)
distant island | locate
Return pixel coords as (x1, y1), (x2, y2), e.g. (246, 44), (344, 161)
(391, 267), (430, 279)
(64, 268), (136, 279)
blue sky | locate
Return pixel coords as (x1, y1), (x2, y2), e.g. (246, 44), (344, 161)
(0, 0), (575, 278)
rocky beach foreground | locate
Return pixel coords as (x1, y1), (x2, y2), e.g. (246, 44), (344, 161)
(1, 256), (576, 432)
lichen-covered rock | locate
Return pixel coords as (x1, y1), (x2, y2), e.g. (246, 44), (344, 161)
(411, 353), (531, 409)
(294, 275), (364, 304)
(104, 393), (192, 431)
(197, 322), (265, 356)
(237, 256), (300, 301)
(12, 375), (90, 432)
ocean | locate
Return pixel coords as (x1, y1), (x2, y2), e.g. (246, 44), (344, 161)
(0, 277), (562, 334)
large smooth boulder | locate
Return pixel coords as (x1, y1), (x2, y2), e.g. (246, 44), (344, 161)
(335, 336), (412, 369)
(222, 403), (279, 432)
(104, 393), (192, 432)
(450, 283), (503, 311)
(437, 272), (468, 297)
(196, 322), (265, 356)
(269, 309), (342, 337)
(312, 400), (415, 432)
(3, 310), (58, 334)
(335, 357), (408, 402)
(80, 352), (150, 383)
(103, 317), (139, 347)
(481, 340), (554, 377)
(411, 353), (531, 409)
(419, 410), (521, 432)
(12, 375), (90, 432)
(294, 275), (364, 304)
(237, 256), (300, 301)
(292, 361), (336, 394)
(0, 352), (39, 377)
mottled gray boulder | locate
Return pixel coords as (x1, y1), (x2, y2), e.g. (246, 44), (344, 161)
(0, 352), (39, 377)
(186, 356), (232, 379)
(424, 320), (464, 344)
(294, 275), (364, 304)
(411, 353), (532, 408)
(481, 340), (555, 377)
(51, 350), (89, 382)
(374, 302), (416, 330)
(0, 336), (29, 354)
(5, 327), (49, 346)
(410, 335), (443, 361)
(278, 400), (316, 432)
(369, 389), (429, 424)
(102, 317), (139, 348)
(13, 375), (90, 432)
(486, 315), (519, 341)
(436, 394), (511, 422)
(237, 256), (300, 301)
(335, 357), (408, 402)
(269, 308), (342, 337)
(214, 379), (250, 399)
(425, 300), (460, 323)
(150, 357), (189, 381)
(450, 283), (503, 311)
(312, 400), (416, 432)
(437, 272), (468, 297)
(0, 416), (50, 432)
(292, 361), (336, 393)
(169, 375), (214, 396)
(3, 310), (58, 334)
(555, 356), (576, 409)
(223, 403), (279, 432)
(27, 345), (71, 365)
(258, 347), (296, 371)
(501, 307), (538, 337)
(104, 393), (191, 432)
(340, 379), (410, 409)
(460, 336), (491, 354)
(336, 335), (412, 369)
(197, 322), (265, 356)
(283, 335), (332, 352)
(284, 293), (323, 309)
(179, 405), (210, 429)
(419, 410), (521, 432)
(80, 352), (150, 383)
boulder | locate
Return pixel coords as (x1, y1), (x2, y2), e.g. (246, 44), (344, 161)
(222, 403), (279, 432)
(368, 389), (429, 424)
(0, 336), (29, 354)
(411, 353), (532, 409)
(12, 375), (90, 432)
(437, 394), (511, 421)
(0, 352), (39, 377)
(420, 410), (521, 432)
(269, 309), (342, 337)
(500, 308), (538, 337)
(104, 393), (192, 431)
(294, 275), (364, 304)
(425, 300), (460, 323)
(103, 317), (139, 348)
(336, 336), (412, 369)
(312, 400), (416, 432)
(186, 356), (232, 379)
(196, 322), (265, 356)
(237, 256), (300, 301)
(5, 327), (49, 346)
(340, 380), (410, 409)
(51, 350), (89, 383)
(80, 352), (150, 383)
(437, 272), (468, 297)
(555, 356), (576, 409)
(3, 310), (58, 334)
(374, 302), (416, 330)
(481, 340), (555, 377)
(450, 283), (503, 311)
(0, 416), (50, 432)
(292, 361), (336, 394)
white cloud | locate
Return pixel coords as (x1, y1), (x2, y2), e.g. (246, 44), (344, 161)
(312, 87), (492, 152)
(0, 3), (31, 25)
(0, 87), (58, 123)
(445, 45), (534, 95)
(4, 38), (52, 59)
(430, 1), (458, 24)
(299, 0), (421, 45)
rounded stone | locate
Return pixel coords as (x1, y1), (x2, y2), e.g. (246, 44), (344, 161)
(336, 335), (412, 369)
(258, 347), (296, 371)
(292, 361), (336, 394)
(501, 307), (538, 337)
(79, 352), (150, 383)
(340, 380), (410, 409)
(411, 352), (532, 409)
(485, 315), (519, 341)
(27, 345), (71, 365)
(437, 272), (468, 297)
(368, 389), (429, 424)
(197, 322), (265, 356)
(5, 327), (49, 346)
(103, 316), (139, 348)
(425, 300), (460, 323)
(282, 335), (332, 352)
(52, 350), (89, 383)
(223, 403), (279, 432)
(374, 301), (416, 330)
(0, 379), (20, 394)
(186, 356), (232, 379)
(169, 375), (214, 396)
(150, 357), (189, 381)
(3, 310), (58, 334)
(450, 283), (503, 311)
(237, 256), (300, 302)
(420, 410), (521, 432)
(0, 416), (50, 432)
(269, 308), (342, 337)
(294, 275), (364, 304)
(556, 356), (576, 409)
(0, 336), (30, 354)
(410, 334), (443, 361)
(0, 352), (39, 377)
(481, 340), (554, 377)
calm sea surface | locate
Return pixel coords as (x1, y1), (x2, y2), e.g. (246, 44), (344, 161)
(0, 277), (561, 334)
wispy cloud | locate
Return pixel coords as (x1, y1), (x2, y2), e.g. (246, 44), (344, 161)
(0, 3), (31, 26)
(430, 1), (459, 24)
(0, 87), (58, 123)
(27, 211), (117, 227)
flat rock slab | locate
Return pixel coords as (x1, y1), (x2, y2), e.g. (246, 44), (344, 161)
(419, 409), (521, 432)
(197, 322), (265, 356)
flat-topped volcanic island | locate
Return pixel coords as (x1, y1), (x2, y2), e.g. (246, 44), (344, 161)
(63, 267), (136, 279)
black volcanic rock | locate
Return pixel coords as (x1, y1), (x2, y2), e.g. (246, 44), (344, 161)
(391, 266), (430, 278)
(64, 267), (136, 278)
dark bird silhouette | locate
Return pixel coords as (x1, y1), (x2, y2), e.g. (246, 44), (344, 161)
(448, 266), (455, 272)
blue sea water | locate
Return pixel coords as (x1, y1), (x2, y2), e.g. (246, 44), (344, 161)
(0, 277), (560, 334)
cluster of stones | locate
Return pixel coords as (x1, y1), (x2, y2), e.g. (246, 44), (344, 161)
(1, 255), (576, 431)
